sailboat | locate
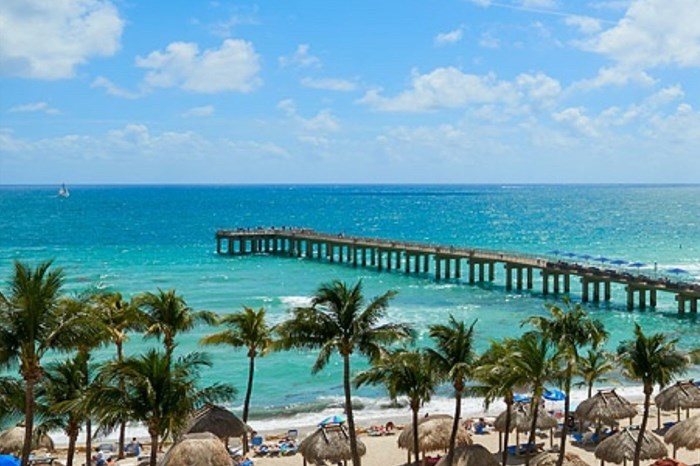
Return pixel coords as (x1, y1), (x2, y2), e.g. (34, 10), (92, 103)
(58, 183), (70, 198)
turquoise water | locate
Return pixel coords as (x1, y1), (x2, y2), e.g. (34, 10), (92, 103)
(1, 184), (699, 430)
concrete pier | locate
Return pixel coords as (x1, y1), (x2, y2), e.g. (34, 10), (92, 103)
(216, 227), (700, 314)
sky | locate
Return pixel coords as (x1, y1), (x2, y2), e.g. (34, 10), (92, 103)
(1, 0), (700, 185)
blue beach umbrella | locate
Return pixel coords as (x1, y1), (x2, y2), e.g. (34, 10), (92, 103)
(610, 259), (627, 266)
(578, 254), (593, 260)
(543, 388), (566, 401)
(513, 393), (531, 403)
(667, 267), (688, 275)
(0, 455), (20, 466)
(548, 249), (562, 256)
(562, 252), (577, 258)
(318, 415), (346, 426)
(596, 256), (610, 264)
(629, 262), (645, 268)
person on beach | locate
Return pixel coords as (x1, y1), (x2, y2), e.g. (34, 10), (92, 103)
(126, 438), (141, 457)
(93, 448), (106, 466)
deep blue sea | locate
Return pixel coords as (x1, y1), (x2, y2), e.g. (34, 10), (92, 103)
(1, 184), (699, 432)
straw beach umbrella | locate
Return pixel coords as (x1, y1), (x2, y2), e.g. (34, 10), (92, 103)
(398, 415), (472, 465)
(595, 428), (667, 465)
(182, 404), (252, 441)
(575, 390), (638, 427)
(494, 405), (528, 452)
(532, 451), (590, 466)
(654, 381), (700, 428)
(159, 432), (232, 466)
(299, 424), (365, 466)
(0, 427), (54, 455)
(663, 413), (700, 458)
(435, 444), (499, 466)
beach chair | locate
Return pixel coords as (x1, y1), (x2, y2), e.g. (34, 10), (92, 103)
(474, 424), (487, 435)
(572, 432), (584, 445)
(286, 429), (298, 440)
(251, 436), (263, 447)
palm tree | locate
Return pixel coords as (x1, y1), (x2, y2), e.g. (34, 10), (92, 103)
(136, 288), (218, 358)
(0, 376), (24, 428)
(524, 300), (607, 466)
(200, 306), (273, 452)
(90, 349), (235, 466)
(425, 316), (477, 466)
(0, 260), (92, 466)
(92, 291), (146, 458)
(617, 324), (688, 466)
(355, 349), (438, 465)
(42, 353), (91, 466)
(510, 332), (560, 466)
(473, 339), (521, 466)
(275, 280), (412, 466)
(575, 349), (616, 398)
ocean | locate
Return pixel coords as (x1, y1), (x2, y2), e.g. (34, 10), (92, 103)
(1, 184), (699, 434)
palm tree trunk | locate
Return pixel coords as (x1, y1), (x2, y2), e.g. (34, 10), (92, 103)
(411, 404), (420, 465)
(525, 397), (540, 466)
(633, 387), (652, 466)
(588, 381), (593, 399)
(502, 397), (513, 466)
(21, 377), (36, 466)
(242, 354), (255, 454)
(557, 367), (573, 466)
(446, 384), (463, 466)
(149, 431), (159, 466)
(117, 341), (126, 459)
(85, 418), (93, 466)
(343, 354), (361, 466)
(66, 424), (78, 466)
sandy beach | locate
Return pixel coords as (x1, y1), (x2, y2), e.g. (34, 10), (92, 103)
(34, 404), (698, 466)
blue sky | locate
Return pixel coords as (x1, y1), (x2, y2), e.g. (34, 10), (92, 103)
(1, 0), (699, 184)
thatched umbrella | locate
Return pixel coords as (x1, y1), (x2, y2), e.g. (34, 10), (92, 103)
(435, 444), (499, 466)
(0, 427), (54, 455)
(398, 415), (472, 465)
(182, 404), (252, 440)
(159, 432), (233, 466)
(494, 405), (559, 449)
(575, 390), (638, 429)
(494, 405), (528, 452)
(654, 381), (700, 428)
(663, 413), (700, 458)
(299, 424), (365, 466)
(595, 428), (667, 465)
(532, 451), (590, 466)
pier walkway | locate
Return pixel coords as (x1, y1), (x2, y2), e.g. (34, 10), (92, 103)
(215, 227), (700, 314)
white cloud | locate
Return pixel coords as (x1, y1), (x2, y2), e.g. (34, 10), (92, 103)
(521, 0), (557, 7)
(434, 26), (464, 46)
(277, 99), (339, 132)
(136, 39), (261, 93)
(181, 105), (215, 117)
(553, 107), (599, 137)
(300, 77), (357, 92)
(278, 44), (321, 68)
(564, 15), (602, 34)
(8, 102), (60, 115)
(358, 67), (517, 112)
(479, 32), (501, 49)
(516, 72), (562, 108)
(0, 0), (123, 80)
(578, 0), (700, 88)
(91, 76), (143, 99)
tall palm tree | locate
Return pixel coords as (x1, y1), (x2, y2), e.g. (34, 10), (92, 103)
(42, 353), (90, 466)
(524, 300), (607, 466)
(425, 316), (477, 466)
(355, 349), (438, 465)
(575, 349), (616, 398)
(90, 349), (235, 466)
(473, 339), (521, 466)
(275, 280), (412, 466)
(510, 332), (560, 466)
(92, 291), (146, 458)
(136, 288), (218, 358)
(0, 260), (92, 466)
(200, 306), (274, 452)
(617, 324), (688, 466)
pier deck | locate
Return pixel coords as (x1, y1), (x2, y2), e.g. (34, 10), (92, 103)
(215, 227), (700, 313)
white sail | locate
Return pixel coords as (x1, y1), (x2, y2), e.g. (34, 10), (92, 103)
(58, 183), (70, 198)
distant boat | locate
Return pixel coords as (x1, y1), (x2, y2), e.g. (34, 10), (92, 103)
(58, 183), (70, 198)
